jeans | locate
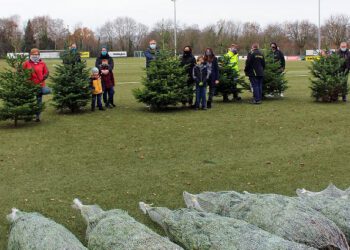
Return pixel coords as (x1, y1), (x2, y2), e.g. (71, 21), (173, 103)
(195, 85), (207, 108)
(92, 94), (103, 110)
(36, 95), (42, 119)
(249, 76), (264, 102)
(103, 87), (115, 106)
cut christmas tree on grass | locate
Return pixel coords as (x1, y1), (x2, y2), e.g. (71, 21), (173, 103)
(51, 50), (90, 113)
(310, 54), (349, 102)
(133, 50), (191, 110)
(0, 55), (42, 126)
(263, 50), (288, 97)
(216, 55), (246, 101)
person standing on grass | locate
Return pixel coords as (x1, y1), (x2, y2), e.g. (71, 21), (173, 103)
(269, 42), (286, 97)
(193, 56), (209, 110)
(144, 40), (159, 68)
(90, 67), (105, 111)
(181, 46), (196, 107)
(100, 62), (116, 108)
(204, 48), (219, 109)
(337, 42), (350, 102)
(95, 46), (114, 71)
(244, 43), (265, 105)
(62, 43), (81, 64)
(224, 44), (242, 102)
(23, 48), (51, 122)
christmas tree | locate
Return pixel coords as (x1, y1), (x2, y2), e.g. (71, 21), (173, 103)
(310, 54), (348, 102)
(51, 50), (90, 112)
(263, 50), (288, 97)
(133, 50), (191, 110)
(0, 55), (42, 126)
(216, 55), (246, 101)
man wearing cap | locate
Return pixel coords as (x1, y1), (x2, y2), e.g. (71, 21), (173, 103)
(144, 40), (159, 68)
(224, 44), (242, 101)
(95, 46), (114, 71)
(244, 43), (265, 104)
(337, 42), (350, 102)
(23, 48), (50, 121)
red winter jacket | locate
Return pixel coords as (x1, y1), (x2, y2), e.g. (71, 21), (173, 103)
(101, 72), (115, 89)
(23, 60), (49, 87)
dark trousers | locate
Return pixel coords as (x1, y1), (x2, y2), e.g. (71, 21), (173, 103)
(92, 94), (103, 110)
(103, 87), (115, 106)
(36, 95), (42, 119)
(195, 85), (207, 108)
(208, 83), (215, 103)
(250, 76), (264, 102)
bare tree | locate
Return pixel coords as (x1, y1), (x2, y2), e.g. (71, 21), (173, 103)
(239, 22), (261, 54)
(285, 20), (317, 55)
(322, 14), (350, 48)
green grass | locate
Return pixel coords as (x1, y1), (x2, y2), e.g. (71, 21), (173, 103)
(1, 58), (350, 248)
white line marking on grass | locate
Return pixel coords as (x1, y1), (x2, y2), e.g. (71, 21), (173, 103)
(118, 82), (141, 84)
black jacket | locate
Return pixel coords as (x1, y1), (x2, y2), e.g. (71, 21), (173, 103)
(193, 64), (209, 87)
(181, 53), (196, 79)
(245, 49), (266, 77)
(95, 54), (114, 71)
(206, 57), (220, 85)
(272, 49), (285, 70)
(337, 49), (350, 73)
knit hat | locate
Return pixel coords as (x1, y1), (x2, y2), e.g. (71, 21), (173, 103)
(30, 48), (40, 55)
(91, 67), (99, 74)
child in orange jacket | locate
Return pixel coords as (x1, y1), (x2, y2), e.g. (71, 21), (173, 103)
(90, 67), (104, 111)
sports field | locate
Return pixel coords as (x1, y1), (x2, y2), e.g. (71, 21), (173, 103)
(0, 58), (349, 248)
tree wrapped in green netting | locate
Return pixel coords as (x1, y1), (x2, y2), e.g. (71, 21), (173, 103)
(133, 50), (191, 110)
(183, 191), (349, 250)
(72, 199), (182, 250)
(139, 202), (316, 250)
(6, 208), (87, 250)
(297, 183), (350, 198)
(297, 184), (350, 242)
(310, 54), (349, 102)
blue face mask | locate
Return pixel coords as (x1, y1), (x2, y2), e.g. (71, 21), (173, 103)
(101, 51), (108, 56)
(71, 48), (77, 53)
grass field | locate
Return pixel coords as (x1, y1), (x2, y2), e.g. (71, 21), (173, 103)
(1, 58), (350, 248)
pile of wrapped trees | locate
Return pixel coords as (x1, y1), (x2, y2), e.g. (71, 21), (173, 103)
(5, 184), (350, 250)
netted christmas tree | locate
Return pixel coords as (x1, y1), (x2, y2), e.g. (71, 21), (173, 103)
(216, 55), (246, 100)
(51, 50), (90, 112)
(0, 55), (42, 126)
(133, 50), (191, 110)
(263, 51), (288, 96)
(310, 54), (348, 102)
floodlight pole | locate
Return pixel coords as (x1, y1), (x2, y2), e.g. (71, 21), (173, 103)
(318, 0), (321, 51)
(171, 0), (177, 56)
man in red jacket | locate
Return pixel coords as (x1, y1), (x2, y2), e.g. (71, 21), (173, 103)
(23, 48), (50, 121)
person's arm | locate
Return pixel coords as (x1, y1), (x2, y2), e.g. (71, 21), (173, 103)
(280, 51), (286, 70)
(43, 63), (49, 80)
(109, 58), (114, 71)
(214, 58), (220, 83)
(144, 49), (153, 60)
(95, 58), (100, 69)
(262, 55), (266, 70)
(245, 53), (252, 76)
(111, 72), (115, 86)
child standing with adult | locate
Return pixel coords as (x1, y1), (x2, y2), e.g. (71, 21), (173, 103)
(193, 56), (209, 110)
(204, 48), (219, 109)
(90, 67), (104, 111)
(100, 62), (116, 108)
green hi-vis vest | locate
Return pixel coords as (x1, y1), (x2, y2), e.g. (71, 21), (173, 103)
(225, 50), (239, 73)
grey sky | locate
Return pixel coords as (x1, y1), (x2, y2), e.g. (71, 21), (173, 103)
(1, 0), (350, 30)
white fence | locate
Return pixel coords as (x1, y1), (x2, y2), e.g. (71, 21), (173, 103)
(108, 51), (127, 58)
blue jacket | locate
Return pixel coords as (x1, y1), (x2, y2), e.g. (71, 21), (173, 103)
(144, 48), (159, 68)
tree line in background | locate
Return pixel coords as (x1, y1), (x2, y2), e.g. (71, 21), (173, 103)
(0, 14), (349, 57)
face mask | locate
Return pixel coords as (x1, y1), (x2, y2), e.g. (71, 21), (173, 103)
(30, 55), (40, 63)
(101, 69), (109, 75)
(205, 51), (212, 56)
(184, 51), (190, 55)
(150, 44), (157, 50)
(71, 48), (77, 53)
(341, 48), (347, 52)
(231, 49), (238, 54)
(271, 47), (276, 51)
(101, 51), (108, 56)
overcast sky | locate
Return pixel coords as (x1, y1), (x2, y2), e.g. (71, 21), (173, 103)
(1, 0), (350, 30)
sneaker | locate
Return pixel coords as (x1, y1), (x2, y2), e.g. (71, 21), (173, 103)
(111, 103), (116, 107)
(207, 101), (212, 109)
(280, 93), (284, 97)
(99, 107), (106, 111)
(35, 118), (41, 122)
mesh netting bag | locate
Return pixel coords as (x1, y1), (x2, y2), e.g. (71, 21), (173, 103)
(139, 202), (316, 250)
(297, 184), (350, 242)
(72, 199), (183, 250)
(183, 191), (349, 250)
(6, 208), (87, 250)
